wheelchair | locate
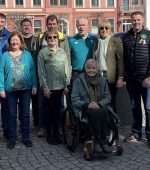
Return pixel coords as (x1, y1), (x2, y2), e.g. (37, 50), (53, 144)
(62, 107), (123, 161)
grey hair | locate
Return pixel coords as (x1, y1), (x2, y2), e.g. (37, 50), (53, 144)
(76, 17), (88, 26)
(84, 59), (99, 70)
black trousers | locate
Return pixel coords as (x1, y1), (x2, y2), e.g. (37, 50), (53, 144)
(45, 89), (63, 137)
(84, 108), (111, 139)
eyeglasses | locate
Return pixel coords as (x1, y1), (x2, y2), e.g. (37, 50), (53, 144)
(99, 27), (109, 31)
(47, 35), (58, 40)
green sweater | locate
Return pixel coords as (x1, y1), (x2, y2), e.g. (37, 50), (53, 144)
(38, 46), (70, 90)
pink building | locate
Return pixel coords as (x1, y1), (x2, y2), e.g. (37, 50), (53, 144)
(0, 0), (143, 35)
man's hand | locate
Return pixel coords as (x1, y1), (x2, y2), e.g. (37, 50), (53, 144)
(116, 78), (124, 88)
(142, 78), (150, 88)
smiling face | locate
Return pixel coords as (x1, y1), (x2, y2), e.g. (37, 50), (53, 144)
(47, 19), (58, 30)
(10, 35), (21, 51)
(131, 14), (144, 33)
(85, 62), (98, 77)
(46, 33), (58, 48)
(21, 21), (32, 35)
(0, 17), (6, 31)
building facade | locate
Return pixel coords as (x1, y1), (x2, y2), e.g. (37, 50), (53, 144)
(0, 0), (144, 35)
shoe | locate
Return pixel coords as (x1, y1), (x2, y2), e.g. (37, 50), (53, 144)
(7, 141), (15, 149)
(147, 141), (150, 148)
(54, 135), (63, 144)
(94, 144), (103, 153)
(38, 128), (45, 137)
(23, 140), (33, 147)
(100, 138), (113, 154)
(124, 135), (137, 142)
(46, 135), (58, 145)
(3, 129), (9, 140)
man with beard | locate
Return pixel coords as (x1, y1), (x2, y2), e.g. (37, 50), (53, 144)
(20, 18), (38, 127)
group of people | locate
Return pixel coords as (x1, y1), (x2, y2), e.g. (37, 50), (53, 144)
(0, 10), (149, 151)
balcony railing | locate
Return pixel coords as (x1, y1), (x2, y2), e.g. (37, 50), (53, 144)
(120, 5), (144, 12)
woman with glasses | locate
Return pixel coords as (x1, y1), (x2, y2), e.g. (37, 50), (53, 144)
(38, 29), (70, 145)
(94, 19), (124, 111)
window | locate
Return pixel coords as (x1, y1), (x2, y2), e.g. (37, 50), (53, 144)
(16, 0), (23, 5)
(108, 19), (114, 33)
(92, 0), (99, 6)
(34, 20), (42, 34)
(76, 0), (83, 6)
(33, 0), (41, 6)
(132, 0), (138, 5)
(0, 0), (5, 5)
(91, 18), (99, 34)
(50, 0), (58, 5)
(60, 0), (67, 5)
(107, 0), (114, 6)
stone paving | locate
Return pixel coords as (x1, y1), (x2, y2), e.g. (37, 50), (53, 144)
(0, 123), (150, 170)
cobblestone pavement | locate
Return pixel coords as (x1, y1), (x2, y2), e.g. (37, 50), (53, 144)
(0, 123), (150, 170)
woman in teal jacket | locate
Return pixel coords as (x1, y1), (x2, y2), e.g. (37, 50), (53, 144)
(0, 31), (37, 149)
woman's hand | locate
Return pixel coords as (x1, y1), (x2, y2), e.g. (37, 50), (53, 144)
(63, 87), (68, 95)
(88, 102), (100, 109)
(0, 91), (6, 98)
(43, 88), (52, 98)
(32, 88), (37, 95)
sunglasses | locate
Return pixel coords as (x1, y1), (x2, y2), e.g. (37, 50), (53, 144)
(47, 35), (58, 40)
(99, 27), (109, 31)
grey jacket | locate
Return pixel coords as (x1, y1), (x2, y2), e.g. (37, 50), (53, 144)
(71, 73), (111, 119)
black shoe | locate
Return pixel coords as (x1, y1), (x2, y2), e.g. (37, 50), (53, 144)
(7, 141), (15, 149)
(46, 135), (58, 145)
(3, 129), (9, 140)
(23, 140), (33, 147)
(100, 139), (113, 154)
(54, 135), (63, 144)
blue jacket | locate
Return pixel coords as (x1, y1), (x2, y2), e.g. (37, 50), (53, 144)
(0, 50), (37, 92)
(0, 27), (11, 57)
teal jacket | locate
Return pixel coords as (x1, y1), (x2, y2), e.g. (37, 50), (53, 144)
(0, 50), (37, 92)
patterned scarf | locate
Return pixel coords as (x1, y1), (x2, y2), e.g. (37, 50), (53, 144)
(86, 74), (100, 103)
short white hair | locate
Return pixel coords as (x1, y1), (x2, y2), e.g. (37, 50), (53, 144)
(76, 17), (88, 26)
(84, 59), (99, 70)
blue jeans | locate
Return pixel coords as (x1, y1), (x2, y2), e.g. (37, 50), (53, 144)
(6, 89), (31, 142)
(126, 79), (150, 140)
(0, 97), (8, 130)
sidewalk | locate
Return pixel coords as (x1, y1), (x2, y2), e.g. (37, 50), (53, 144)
(0, 123), (150, 170)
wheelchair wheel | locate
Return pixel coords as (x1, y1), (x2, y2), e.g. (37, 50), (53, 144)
(62, 107), (79, 152)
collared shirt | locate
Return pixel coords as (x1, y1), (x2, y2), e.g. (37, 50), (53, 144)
(38, 47), (70, 90)
(69, 33), (97, 72)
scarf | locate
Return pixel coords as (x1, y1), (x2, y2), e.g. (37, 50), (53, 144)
(96, 35), (111, 71)
(86, 74), (100, 103)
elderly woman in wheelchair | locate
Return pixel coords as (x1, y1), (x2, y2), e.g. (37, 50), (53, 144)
(70, 59), (122, 158)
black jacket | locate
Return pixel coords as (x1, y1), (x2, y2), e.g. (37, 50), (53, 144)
(122, 28), (150, 81)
